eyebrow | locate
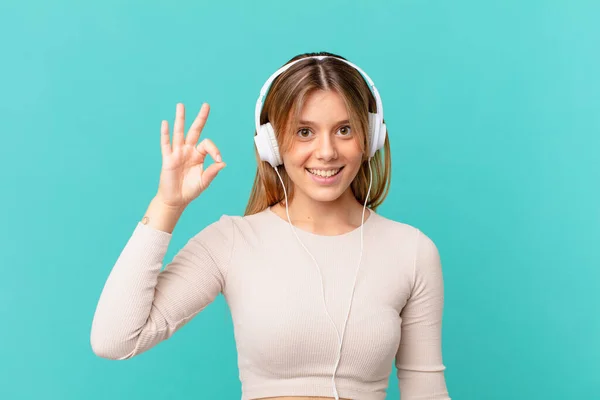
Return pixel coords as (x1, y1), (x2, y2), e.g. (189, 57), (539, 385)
(298, 119), (350, 126)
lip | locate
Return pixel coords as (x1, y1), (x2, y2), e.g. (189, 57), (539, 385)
(306, 167), (344, 185)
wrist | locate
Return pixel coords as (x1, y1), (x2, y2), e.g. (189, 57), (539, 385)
(152, 195), (186, 214)
(141, 196), (185, 233)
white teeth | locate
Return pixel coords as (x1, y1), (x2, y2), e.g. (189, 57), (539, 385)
(307, 168), (340, 178)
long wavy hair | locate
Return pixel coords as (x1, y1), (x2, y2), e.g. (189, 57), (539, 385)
(244, 51), (391, 216)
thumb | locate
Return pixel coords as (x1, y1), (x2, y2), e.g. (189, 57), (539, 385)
(202, 162), (226, 188)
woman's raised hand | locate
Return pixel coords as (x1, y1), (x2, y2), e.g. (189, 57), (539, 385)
(156, 103), (225, 209)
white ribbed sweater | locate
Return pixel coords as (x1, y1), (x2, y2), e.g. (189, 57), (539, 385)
(90, 207), (451, 400)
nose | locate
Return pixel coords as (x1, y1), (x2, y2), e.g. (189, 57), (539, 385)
(315, 133), (338, 161)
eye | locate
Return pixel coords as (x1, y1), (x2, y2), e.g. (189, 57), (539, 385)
(296, 128), (312, 138)
(337, 125), (352, 136)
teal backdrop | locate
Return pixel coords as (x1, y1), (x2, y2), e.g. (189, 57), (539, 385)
(1, 0), (598, 399)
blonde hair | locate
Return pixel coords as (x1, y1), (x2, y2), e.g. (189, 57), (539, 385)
(244, 51), (391, 216)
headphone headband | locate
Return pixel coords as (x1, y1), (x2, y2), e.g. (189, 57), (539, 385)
(254, 55), (384, 135)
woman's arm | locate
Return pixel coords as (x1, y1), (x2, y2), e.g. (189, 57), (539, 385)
(89, 212), (234, 360)
(395, 228), (451, 399)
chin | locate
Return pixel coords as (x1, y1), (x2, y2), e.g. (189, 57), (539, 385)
(305, 191), (346, 203)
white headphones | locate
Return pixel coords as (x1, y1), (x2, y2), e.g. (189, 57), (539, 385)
(254, 55), (387, 167)
(253, 55), (385, 400)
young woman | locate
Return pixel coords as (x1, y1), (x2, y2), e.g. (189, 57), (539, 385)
(91, 52), (451, 400)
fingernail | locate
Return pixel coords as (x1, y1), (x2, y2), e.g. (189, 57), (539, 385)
(216, 155), (222, 162)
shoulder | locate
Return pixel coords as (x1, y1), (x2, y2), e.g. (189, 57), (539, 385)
(190, 209), (271, 243)
(374, 214), (446, 296)
(371, 212), (441, 264)
(185, 214), (237, 249)
(369, 211), (420, 244)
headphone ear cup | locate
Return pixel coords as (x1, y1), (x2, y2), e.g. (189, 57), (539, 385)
(254, 122), (282, 167)
(367, 112), (379, 158)
(378, 122), (387, 153)
(265, 123), (282, 166)
(367, 112), (386, 158)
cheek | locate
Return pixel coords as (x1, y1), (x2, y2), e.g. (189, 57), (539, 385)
(283, 148), (312, 168)
(344, 157), (365, 181)
(343, 144), (365, 167)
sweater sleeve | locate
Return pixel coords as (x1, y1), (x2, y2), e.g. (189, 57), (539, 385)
(90, 215), (234, 360)
(395, 228), (451, 399)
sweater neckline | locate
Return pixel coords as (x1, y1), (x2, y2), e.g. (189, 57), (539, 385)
(264, 206), (376, 239)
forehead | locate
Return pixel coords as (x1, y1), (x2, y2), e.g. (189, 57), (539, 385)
(297, 90), (349, 124)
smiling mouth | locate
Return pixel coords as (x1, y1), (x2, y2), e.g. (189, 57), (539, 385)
(306, 166), (344, 178)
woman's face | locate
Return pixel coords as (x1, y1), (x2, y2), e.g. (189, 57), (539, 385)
(282, 89), (364, 205)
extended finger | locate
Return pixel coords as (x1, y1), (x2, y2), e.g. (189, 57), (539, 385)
(195, 138), (222, 163)
(173, 103), (185, 149)
(185, 103), (210, 146)
(160, 120), (171, 158)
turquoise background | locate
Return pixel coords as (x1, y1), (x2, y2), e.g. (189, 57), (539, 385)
(1, 0), (598, 398)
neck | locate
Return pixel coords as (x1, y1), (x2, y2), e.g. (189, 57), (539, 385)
(275, 189), (369, 232)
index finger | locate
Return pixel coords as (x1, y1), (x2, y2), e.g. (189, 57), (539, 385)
(195, 138), (222, 163)
(185, 103), (210, 146)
